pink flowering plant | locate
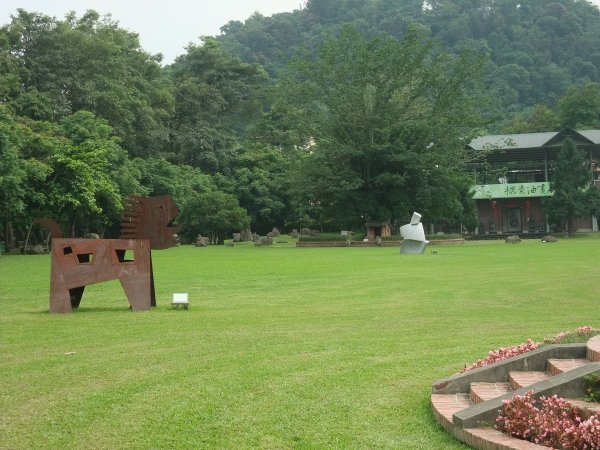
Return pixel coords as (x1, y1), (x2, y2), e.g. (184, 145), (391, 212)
(461, 326), (597, 373)
(497, 391), (600, 449)
(545, 326), (598, 345)
(461, 339), (539, 373)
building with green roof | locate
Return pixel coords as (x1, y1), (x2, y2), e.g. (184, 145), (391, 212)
(467, 128), (600, 235)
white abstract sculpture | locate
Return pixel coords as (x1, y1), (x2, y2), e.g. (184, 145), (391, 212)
(400, 212), (428, 254)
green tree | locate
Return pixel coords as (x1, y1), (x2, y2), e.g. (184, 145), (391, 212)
(557, 82), (600, 129)
(136, 157), (215, 206)
(544, 138), (592, 234)
(178, 190), (250, 244)
(285, 25), (485, 228)
(0, 134), (26, 251)
(216, 144), (292, 233)
(0, 9), (173, 157)
(169, 38), (267, 174)
(0, 105), (53, 250)
(45, 111), (126, 234)
(502, 105), (561, 133)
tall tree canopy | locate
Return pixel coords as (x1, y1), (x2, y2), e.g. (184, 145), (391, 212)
(285, 26), (485, 228)
(168, 38), (268, 174)
(557, 82), (600, 129)
(0, 9), (173, 157)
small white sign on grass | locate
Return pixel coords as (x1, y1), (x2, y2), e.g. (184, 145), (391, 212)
(171, 293), (189, 310)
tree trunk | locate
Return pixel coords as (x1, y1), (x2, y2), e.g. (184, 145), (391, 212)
(2, 220), (7, 253)
(4, 220), (14, 252)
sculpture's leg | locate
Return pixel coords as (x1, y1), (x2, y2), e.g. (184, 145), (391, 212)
(150, 254), (156, 307)
(49, 258), (72, 314)
(49, 288), (73, 313)
(120, 274), (152, 311)
(69, 286), (85, 308)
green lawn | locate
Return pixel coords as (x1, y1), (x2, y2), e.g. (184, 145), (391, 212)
(1, 237), (600, 449)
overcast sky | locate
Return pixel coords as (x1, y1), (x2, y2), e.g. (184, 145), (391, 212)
(1, 1), (600, 65)
(0, 0), (305, 64)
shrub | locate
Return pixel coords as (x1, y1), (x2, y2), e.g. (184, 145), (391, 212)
(497, 391), (600, 449)
(584, 373), (600, 403)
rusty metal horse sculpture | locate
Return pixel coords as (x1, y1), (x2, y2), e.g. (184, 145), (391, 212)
(36, 195), (180, 314)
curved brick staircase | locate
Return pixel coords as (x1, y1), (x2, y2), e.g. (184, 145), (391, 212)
(431, 335), (600, 449)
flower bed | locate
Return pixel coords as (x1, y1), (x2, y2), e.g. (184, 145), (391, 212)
(461, 326), (598, 373)
(497, 391), (600, 449)
(461, 326), (600, 448)
(460, 339), (540, 372)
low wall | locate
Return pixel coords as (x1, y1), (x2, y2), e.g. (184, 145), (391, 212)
(296, 239), (464, 248)
(429, 239), (465, 245)
(296, 240), (401, 248)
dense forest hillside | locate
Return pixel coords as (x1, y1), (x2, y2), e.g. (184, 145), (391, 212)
(3, 1), (600, 249)
(218, 0), (600, 126)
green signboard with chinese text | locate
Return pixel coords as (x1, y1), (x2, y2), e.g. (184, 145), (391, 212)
(472, 182), (553, 200)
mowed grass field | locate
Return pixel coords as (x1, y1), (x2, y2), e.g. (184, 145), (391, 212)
(1, 236), (600, 449)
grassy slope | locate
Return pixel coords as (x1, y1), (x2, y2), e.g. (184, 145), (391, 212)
(1, 237), (599, 449)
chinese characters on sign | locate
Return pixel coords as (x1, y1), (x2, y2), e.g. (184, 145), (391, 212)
(471, 182), (553, 200)
(504, 183), (548, 196)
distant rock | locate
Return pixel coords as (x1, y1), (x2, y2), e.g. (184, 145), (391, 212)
(505, 235), (521, 244)
(542, 235), (558, 243)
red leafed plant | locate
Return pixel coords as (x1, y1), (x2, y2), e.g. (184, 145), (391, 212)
(497, 391), (600, 449)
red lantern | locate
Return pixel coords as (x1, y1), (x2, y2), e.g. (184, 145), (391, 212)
(491, 200), (498, 221)
(525, 200), (531, 220)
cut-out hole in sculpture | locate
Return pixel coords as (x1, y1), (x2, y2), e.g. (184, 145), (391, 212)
(115, 249), (135, 263)
(76, 253), (94, 264)
(63, 246), (73, 255)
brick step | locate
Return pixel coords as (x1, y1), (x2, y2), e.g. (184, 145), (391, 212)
(465, 428), (550, 449)
(547, 358), (590, 376)
(432, 341), (598, 449)
(509, 370), (551, 390)
(470, 382), (512, 404)
(587, 335), (600, 362)
(431, 393), (473, 429)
